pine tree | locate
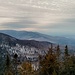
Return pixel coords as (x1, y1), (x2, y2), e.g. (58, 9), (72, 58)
(56, 45), (60, 56)
(18, 62), (32, 75)
(56, 45), (60, 61)
(64, 45), (69, 57)
(40, 46), (59, 75)
(13, 54), (18, 75)
(48, 44), (53, 55)
(5, 54), (13, 75)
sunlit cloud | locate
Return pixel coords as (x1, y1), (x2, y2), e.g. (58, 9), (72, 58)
(0, 17), (18, 24)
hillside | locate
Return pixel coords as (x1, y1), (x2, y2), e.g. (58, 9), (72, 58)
(0, 30), (75, 46)
(0, 33), (51, 49)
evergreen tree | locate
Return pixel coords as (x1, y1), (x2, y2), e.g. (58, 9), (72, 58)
(40, 47), (59, 75)
(13, 54), (18, 75)
(56, 45), (60, 62)
(64, 45), (69, 56)
(60, 55), (75, 75)
(56, 45), (60, 57)
(48, 44), (53, 55)
(18, 62), (32, 75)
(5, 54), (13, 75)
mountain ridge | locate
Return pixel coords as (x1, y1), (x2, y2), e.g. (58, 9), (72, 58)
(0, 30), (75, 46)
(0, 32), (51, 49)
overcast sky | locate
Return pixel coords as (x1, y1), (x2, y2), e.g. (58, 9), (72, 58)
(0, 0), (75, 38)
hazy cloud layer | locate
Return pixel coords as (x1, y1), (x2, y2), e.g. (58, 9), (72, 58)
(0, 0), (75, 38)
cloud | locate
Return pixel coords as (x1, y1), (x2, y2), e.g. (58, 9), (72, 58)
(0, 0), (75, 38)
(0, 18), (38, 29)
(0, 17), (18, 24)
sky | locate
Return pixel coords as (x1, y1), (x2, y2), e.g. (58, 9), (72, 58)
(0, 0), (75, 38)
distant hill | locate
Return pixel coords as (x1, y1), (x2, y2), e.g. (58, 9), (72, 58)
(0, 30), (75, 46)
(0, 33), (17, 46)
(0, 33), (51, 49)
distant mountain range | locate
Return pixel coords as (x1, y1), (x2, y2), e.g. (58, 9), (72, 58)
(0, 30), (75, 46)
(0, 33), (51, 49)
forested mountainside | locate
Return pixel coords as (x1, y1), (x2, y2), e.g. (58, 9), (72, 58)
(0, 33), (51, 49)
(0, 30), (75, 46)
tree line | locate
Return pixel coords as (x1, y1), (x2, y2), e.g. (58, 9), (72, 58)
(1, 45), (75, 75)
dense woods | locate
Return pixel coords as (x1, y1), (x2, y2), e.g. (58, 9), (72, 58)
(0, 45), (75, 75)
